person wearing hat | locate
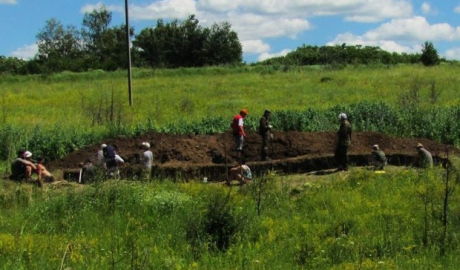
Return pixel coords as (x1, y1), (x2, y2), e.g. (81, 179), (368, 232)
(96, 144), (107, 168)
(231, 109), (248, 152)
(10, 149), (37, 181)
(415, 143), (433, 168)
(370, 145), (387, 170)
(140, 142), (154, 180)
(335, 113), (352, 171)
(258, 109), (273, 161)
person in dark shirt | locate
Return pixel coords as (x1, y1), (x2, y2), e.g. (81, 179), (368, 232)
(335, 113), (352, 171)
(258, 109), (273, 161)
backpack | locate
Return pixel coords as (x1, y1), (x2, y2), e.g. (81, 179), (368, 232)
(103, 145), (116, 159)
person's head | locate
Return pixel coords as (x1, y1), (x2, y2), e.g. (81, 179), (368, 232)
(264, 109), (271, 116)
(85, 158), (92, 164)
(372, 144), (379, 150)
(24, 151), (32, 160)
(37, 156), (45, 164)
(17, 149), (26, 158)
(101, 144), (107, 150)
(338, 112), (347, 121)
(240, 109), (248, 118)
(416, 143), (424, 151)
(142, 142), (151, 150)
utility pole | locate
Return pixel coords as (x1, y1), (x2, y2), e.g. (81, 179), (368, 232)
(125, 0), (133, 106)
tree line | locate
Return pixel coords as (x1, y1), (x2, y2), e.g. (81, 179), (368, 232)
(0, 6), (242, 75)
(256, 42), (443, 67)
(0, 5), (445, 75)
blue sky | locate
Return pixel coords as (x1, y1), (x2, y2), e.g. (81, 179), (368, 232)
(1, 0), (460, 63)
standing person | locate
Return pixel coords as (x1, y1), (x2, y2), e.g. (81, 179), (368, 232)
(36, 156), (55, 183)
(259, 109), (273, 161)
(228, 160), (252, 186)
(10, 149), (36, 181)
(335, 113), (352, 171)
(415, 143), (433, 168)
(97, 144), (107, 168)
(231, 109), (248, 152)
(370, 145), (387, 170)
(140, 142), (154, 180)
(103, 144), (117, 178)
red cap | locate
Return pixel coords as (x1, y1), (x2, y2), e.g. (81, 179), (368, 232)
(240, 109), (248, 115)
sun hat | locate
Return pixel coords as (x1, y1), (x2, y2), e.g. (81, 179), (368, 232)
(142, 142), (151, 148)
(24, 151), (32, 158)
(372, 144), (379, 149)
(338, 113), (347, 120)
(101, 144), (107, 149)
(416, 143), (424, 148)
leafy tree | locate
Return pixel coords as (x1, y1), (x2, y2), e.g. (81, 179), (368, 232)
(420, 41), (440, 66)
(203, 22), (242, 65)
(81, 5), (112, 68)
(36, 18), (83, 72)
(133, 15), (241, 67)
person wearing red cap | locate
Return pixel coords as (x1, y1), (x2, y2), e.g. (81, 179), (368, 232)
(232, 109), (248, 151)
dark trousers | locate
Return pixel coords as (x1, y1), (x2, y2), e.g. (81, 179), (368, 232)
(335, 144), (349, 170)
(261, 134), (270, 160)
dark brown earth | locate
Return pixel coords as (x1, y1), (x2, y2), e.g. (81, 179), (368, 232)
(48, 131), (458, 181)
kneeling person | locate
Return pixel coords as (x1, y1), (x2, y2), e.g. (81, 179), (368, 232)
(228, 160), (252, 186)
(371, 145), (387, 170)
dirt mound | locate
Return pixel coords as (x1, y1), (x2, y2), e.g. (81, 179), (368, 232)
(49, 131), (457, 172)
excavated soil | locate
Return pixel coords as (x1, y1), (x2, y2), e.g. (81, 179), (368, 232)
(48, 131), (458, 181)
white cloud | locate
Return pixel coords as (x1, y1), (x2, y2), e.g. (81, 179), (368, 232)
(196, 0), (412, 22)
(455, 5), (460, 14)
(10, 44), (38, 59)
(129, 0), (197, 20)
(0, 0), (16, 4)
(230, 13), (311, 40)
(80, 2), (123, 14)
(327, 16), (460, 55)
(258, 49), (291, 61)
(421, 2), (431, 14)
(363, 16), (460, 41)
(241, 40), (270, 54)
(445, 48), (460, 60)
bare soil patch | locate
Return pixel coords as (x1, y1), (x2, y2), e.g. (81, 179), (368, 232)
(48, 131), (457, 181)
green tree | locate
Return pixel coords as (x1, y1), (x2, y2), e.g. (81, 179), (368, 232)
(203, 22), (242, 65)
(420, 41), (440, 66)
(81, 5), (112, 67)
(133, 15), (242, 67)
(36, 18), (83, 72)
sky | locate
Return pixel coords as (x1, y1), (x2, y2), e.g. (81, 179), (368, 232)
(1, 0), (460, 63)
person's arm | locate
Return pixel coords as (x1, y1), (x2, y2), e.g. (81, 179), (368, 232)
(17, 158), (37, 170)
(238, 118), (246, 137)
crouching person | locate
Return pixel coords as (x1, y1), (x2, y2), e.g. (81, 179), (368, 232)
(228, 160), (252, 186)
(36, 156), (55, 183)
(10, 150), (37, 182)
(370, 145), (387, 170)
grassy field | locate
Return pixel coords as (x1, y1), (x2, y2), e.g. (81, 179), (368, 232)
(1, 165), (460, 269)
(1, 64), (459, 160)
(1, 64), (460, 127)
(1, 64), (460, 268)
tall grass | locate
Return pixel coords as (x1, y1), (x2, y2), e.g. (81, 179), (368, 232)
(1, 164), (459, 269)
(1, 64), (459, 160)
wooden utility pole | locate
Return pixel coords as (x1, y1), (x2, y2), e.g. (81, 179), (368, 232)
(125, 0), (133, 106)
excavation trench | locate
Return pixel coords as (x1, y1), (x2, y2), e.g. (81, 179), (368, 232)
(52, 131), (457, 182)
(62, 153), (448, 182)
